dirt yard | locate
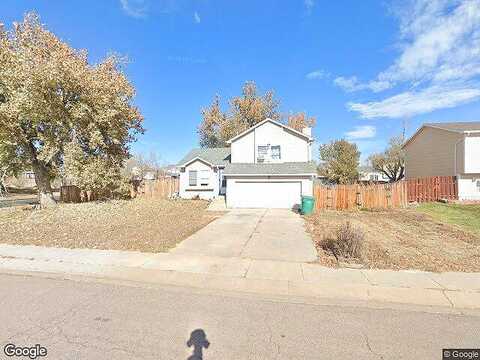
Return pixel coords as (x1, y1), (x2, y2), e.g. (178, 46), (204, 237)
(305, 208), (480, 272)
(0, 198), (222, 253)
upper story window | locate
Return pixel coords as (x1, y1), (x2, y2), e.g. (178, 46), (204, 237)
(257, 145), (281, 163)
(271, 145), (281, 160)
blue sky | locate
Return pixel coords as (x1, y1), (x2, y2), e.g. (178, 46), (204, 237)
(3, 0), (480, 164)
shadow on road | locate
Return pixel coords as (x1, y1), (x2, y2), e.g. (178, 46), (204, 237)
(187, 329), (210, 360)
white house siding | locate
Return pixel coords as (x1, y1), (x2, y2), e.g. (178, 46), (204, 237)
(464, 136), (480, 174)
(231, 131), (255, 163)
(458, 174), (480, 200)
(226, 176), (313, 208)
(179, 160), (219, 200)
(230, 121), (310, 164)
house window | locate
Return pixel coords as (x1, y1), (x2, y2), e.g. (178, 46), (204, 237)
(200, 170), (209, 186)
(257, 146), (268, 163)
(257, 145), (281, 163)
(271, 145), (281, 160)
(24, 171), (35, 179)
(369, 174), (379, 181)
(189, 170), (197, 186)
(476, 180), (480, 192)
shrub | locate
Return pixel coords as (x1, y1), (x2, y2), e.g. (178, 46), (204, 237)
(322, 221), (364, 259)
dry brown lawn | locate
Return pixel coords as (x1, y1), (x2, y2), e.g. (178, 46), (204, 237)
(305, 208), (480, 272)
(0, 198), (222, 252)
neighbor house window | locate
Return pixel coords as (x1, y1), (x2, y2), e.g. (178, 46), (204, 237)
(271, 145), (281, 160)
(200, 170), (209, 186)
(189, 170), (197, 186)
(477, 180), (480, 192)
(24, 171), (35, 179)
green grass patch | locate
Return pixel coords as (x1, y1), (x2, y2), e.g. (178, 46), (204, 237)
(417, 202), (480, 236)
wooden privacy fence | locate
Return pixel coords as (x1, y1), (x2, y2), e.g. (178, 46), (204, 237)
(135, 177), (179, 199)
(406, 176), (457, 203)
(61, 177), (179, 203)
(60, 185), (97, 203)
(313, 182), (408, 211)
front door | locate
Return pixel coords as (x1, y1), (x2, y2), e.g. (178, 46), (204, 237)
(219, 169), (226, 195)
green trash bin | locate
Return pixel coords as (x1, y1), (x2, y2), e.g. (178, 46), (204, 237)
(301, 195), (315, 215)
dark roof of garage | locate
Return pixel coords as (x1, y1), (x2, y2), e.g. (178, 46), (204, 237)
(177, 147), (231, 166)
(224, 162), (317, 176)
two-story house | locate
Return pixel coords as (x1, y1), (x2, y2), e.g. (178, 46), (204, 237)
(403, 122), (480, 200)
(177, 118), (317, 208)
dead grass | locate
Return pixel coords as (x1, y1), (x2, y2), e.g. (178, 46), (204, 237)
(305, 208), (480, 272)
(0, 198), (222, 253)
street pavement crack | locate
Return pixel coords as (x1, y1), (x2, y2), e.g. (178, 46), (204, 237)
(363, 333), (384, 360)
(441, 290), (455, 308)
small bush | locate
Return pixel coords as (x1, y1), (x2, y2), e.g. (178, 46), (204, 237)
(322, 221), (364, 259)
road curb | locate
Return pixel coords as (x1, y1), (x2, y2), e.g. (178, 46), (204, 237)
(1, 247), (479, 310)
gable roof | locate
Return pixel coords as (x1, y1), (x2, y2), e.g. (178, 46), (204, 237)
(225, 118), (313, 144)
(223, 162), (317, 176)
(177, 147), (231, 167)
(424, 122), (480, 132)
(403, 121), (480, 148)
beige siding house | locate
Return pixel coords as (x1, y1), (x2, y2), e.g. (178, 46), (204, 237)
(403, 122), (480, 200)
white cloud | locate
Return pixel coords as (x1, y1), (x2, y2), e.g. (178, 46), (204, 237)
(306, 69), (328, 80)
(194, 11), (201, 24)
(345, 125), (376, 139)
(348, 85), (480, 119)
(120, 0), (148, 18)
(338, 0), (480, 118)
(379, 0), (480, 86)
(305, 0), (315, 13)
(334, 76), (390, 92)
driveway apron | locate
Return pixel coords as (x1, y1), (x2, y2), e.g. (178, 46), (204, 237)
(170, 209), (317, 263)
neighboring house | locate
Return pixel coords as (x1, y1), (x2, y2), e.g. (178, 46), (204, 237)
(177, 118), (317, 208)
(358, 166), (389, 183)
(162, 165), (180, 178)
(130, 166), (156, 181)
(5, 170), (36, 189)
(403, 122), (480, 200)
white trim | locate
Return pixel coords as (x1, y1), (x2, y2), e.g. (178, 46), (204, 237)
(180, 156), (214, 167)
(225, 118), (313, 144)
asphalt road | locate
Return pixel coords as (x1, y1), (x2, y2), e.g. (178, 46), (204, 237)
(0, 273), (479, 360)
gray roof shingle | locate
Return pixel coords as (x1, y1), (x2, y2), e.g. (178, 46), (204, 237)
(425, 122), (480, 132)
(177, 147), (231, 166)
(224, 162), (317, 176)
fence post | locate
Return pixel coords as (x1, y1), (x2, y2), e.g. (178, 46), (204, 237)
(356, 184), (362, 208)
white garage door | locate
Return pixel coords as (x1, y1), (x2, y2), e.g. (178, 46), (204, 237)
(228, 181), (302, 209)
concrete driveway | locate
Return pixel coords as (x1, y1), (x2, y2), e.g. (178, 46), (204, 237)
(170, 209), (317, 262)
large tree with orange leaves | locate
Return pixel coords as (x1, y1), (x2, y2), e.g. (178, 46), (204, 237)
(0, 13), (143, 206)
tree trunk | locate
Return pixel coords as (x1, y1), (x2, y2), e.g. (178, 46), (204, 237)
(32, 161), (57, 208)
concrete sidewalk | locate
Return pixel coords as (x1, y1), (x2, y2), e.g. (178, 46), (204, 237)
(0, 243), (479, 310)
